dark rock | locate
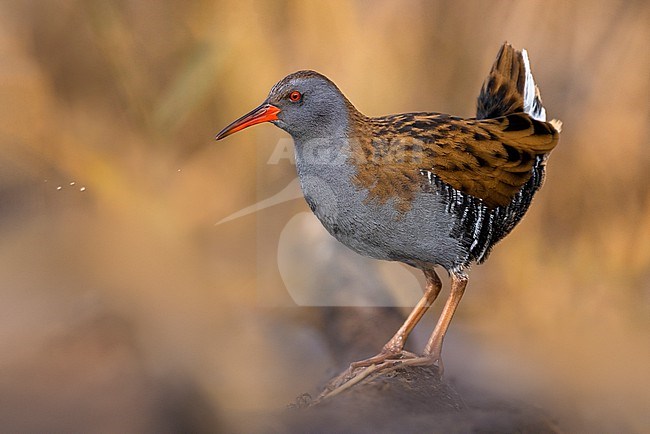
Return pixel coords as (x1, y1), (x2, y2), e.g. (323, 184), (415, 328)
(281, 364), (560, 434)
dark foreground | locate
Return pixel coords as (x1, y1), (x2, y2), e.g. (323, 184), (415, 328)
(277, 364), (560, 434)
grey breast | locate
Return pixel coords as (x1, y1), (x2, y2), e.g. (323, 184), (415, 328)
(294, 136), (464, 271)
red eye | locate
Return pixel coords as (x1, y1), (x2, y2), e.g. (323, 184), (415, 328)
(289, 90), (302, 102)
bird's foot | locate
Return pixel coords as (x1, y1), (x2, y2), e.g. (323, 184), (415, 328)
(315, 351), (442, 403)
(349, 348), (418, 370)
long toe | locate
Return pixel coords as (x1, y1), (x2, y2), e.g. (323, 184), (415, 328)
(400, 353), (444, 375)
(317, 352), (442, 402)
(349, 349), (418, 369)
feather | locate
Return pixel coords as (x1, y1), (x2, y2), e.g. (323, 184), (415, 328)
(350, 42), (560, 210)
(349, 112), (559, 210)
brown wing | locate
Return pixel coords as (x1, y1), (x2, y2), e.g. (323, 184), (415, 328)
(428, 113), (559, 208)
(350, 112), (559, 213)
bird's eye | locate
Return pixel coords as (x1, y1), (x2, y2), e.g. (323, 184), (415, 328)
(289, 91), (302, 102)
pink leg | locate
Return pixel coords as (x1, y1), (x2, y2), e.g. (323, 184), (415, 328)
(351, 268), (442, 368)
(422, 272), (468, 363)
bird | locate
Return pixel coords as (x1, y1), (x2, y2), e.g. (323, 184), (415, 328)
(216, 43), (561, 378)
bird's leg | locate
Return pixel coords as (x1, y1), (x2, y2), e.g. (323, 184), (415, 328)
(350, 268), (442, 369)
(316, 269), (444, 402)
(401, 271), (468, 373)
(370, 272), (467, 379)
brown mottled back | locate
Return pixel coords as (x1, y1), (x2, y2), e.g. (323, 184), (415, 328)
(348, 42), (560, 211)
(349, 112), (560, 210)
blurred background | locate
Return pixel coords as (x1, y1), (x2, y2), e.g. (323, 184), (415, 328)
(1, 0), (648, 432)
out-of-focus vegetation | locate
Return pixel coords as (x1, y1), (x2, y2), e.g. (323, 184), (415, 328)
(0, 1), (648, 432)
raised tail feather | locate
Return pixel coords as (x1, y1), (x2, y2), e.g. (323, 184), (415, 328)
(477, 42), (562, 132)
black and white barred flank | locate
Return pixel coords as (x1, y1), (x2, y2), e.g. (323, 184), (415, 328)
(422, 153), (546, 267)
(424, 44), (553, 267)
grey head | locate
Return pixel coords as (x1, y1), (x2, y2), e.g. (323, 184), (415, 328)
(216, 70), (358, 143)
